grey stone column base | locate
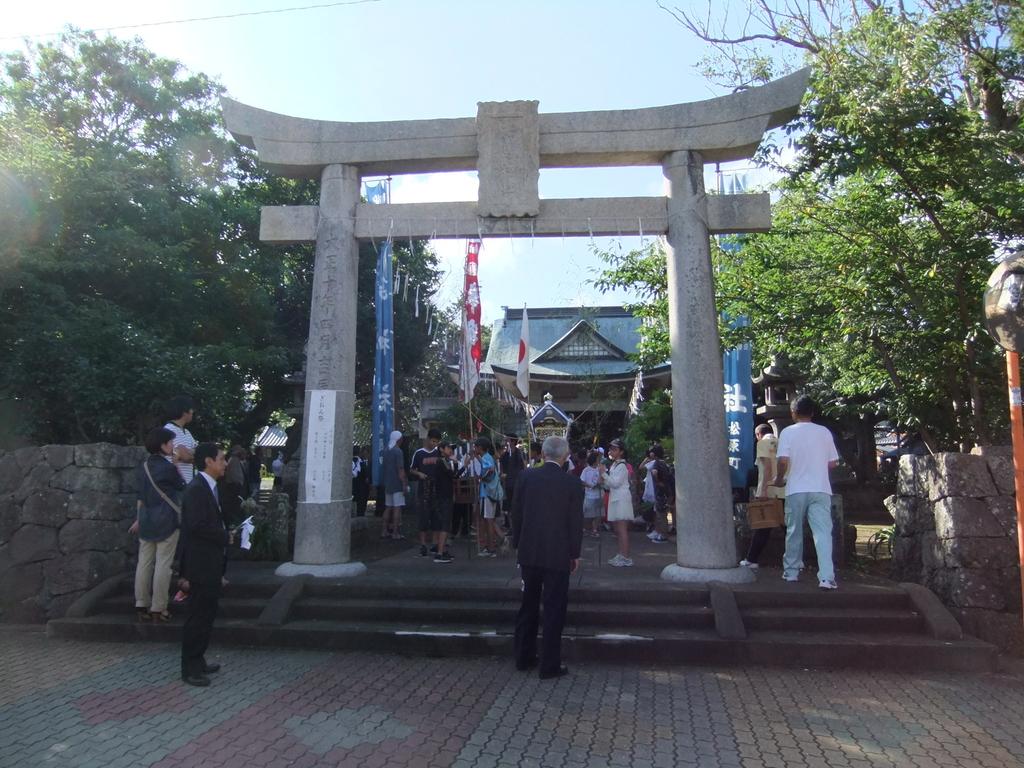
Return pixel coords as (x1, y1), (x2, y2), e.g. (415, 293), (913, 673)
(275, 561), (367, 579)
(661, 564), (756, 584)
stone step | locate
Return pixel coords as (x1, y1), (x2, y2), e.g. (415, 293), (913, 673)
(741, 607), (924, 634)
(45, 614), (997, 673)
(290, 598), (715, 629)
(732, 589), (910, 611)
(99, 597), (267, 620)
(110, 579), (278, 601)
(301, 581), (710, 606)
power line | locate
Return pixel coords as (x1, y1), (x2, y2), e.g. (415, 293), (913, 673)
(1, 0), (382, 42)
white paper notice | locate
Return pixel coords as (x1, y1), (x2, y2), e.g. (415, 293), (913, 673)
(305, 390), (336, 503)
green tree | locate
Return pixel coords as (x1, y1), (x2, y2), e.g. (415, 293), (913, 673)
(612, 0), (1024, 451)
(0, 30), (445, 446)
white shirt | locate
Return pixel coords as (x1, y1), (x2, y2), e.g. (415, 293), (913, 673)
(164, 422), (196, 483)
(776, 422), (839, 495)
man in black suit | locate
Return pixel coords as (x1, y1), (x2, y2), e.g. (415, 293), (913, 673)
(179, 443), (229, 687)
(511, 435), (584, 679)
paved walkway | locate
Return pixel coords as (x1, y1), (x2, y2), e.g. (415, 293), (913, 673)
(2, 626), (1023, 768)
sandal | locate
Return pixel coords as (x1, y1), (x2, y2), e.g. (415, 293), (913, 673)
(151, 611), (172, 623)
(136, 608), (152, 622)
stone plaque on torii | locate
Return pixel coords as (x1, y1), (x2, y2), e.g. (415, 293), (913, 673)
(222, 69), (809, 581)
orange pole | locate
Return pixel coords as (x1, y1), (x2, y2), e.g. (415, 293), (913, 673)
(1005, 350), (1024, 626)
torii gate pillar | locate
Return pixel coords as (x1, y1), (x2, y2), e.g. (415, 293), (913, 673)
(662, 150), (750, 582)
(277, 164), (367, 579)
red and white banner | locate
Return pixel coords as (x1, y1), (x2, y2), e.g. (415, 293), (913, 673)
(461, 240), (482, 403)
(516, 307), (530, 399)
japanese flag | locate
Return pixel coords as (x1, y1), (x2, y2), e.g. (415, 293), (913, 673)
(516, 307), (530, 399)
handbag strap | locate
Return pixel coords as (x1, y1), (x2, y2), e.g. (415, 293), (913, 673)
(144, 460), (182, 517)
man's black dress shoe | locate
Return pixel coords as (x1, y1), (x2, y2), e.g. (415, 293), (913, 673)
(182, 673), (211, 687)
(538, 665), (569, 680)
(203, 662), (221, 674)
(515, 658), (538, 672)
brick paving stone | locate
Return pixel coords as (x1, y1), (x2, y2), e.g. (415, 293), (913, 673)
(4, 627), (1024, 768)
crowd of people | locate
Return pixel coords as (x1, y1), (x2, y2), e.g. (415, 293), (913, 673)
(128, 392), (840, 687)
(378, 429), (679, 568)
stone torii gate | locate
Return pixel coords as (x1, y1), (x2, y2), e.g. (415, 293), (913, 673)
(222, 69), (809, 581)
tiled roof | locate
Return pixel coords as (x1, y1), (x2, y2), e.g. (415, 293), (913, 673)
(484, 306), (649, 378)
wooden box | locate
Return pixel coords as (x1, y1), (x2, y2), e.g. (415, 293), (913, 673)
(746, 498), (784, 529)
(453, 476), (480, 505)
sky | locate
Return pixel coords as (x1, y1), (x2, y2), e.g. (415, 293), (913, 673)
(3, 0), (771, 325)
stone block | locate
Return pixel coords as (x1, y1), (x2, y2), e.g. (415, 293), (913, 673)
(971, 445), (1016, 496)
(897, 454), (932, 498)
(13, 463), (55, 503)
(58, 518), (130, 553)
(121, 468), (141, 494)
(923, 565), (952, 604)
(74, 443), (144, 469)
(0, 597), (47, 623)
(9, 524), (59, 564)
(891, 535), (922, 582)
(476, 100), (540, 217)
(920, 531), (944, 572)
(985, 496), (1018, 538)
(933, 497), (1004, 539)
(50, 465), (121, 494)
(46, 590), (86, 620)
(950, 569), (1007, 610)
(20, 488), (71, 527)
(13, 446), (41, 473)
(5, 562), (44, 602)
(0, 453), (22, 494)
(922, 453), (998, 501)
(41, 445), (75, 471)
(0, 495), (19, 546)
(956, 608), (1024, 656)
(885, 495), (932, 536)
(941, 536), (1017, 570)
(67, 490), (134, 521)
(44, 550), (126, 596)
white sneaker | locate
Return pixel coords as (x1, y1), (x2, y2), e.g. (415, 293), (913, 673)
(818, 579), (838, 590)
(610, 556), (634, 567)
(782, 574), (799, 582)
(738, 559), (759, 569)
(649, 533), (669, 543)
(608, 554), (623, 566)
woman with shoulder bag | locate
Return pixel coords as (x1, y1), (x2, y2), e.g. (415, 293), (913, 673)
(130, 427), (186, 622)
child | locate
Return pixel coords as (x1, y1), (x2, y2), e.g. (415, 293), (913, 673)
(580, 451), (605, 537)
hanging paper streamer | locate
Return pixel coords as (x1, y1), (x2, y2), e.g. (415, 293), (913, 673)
(414, 284), (420, 318)
(460, 240), (482, 403)
(371, 241), (395, 486)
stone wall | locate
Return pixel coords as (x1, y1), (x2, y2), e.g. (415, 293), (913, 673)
(888, 448), (1022, 653)
(0, 443), (145, 622)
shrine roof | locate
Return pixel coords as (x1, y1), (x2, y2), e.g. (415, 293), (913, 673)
(483, 306), (654, 379)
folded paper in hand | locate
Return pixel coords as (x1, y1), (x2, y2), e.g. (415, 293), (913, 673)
(239, 516), (256, 550)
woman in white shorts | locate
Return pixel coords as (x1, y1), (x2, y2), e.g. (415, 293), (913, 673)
(603, 439), (634, 566)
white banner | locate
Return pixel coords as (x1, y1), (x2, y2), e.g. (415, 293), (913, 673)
(304, 389), (337, 504)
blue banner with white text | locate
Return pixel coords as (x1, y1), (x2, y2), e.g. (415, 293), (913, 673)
(723, 318), (754, 489)
(371, 241), (395, 486)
